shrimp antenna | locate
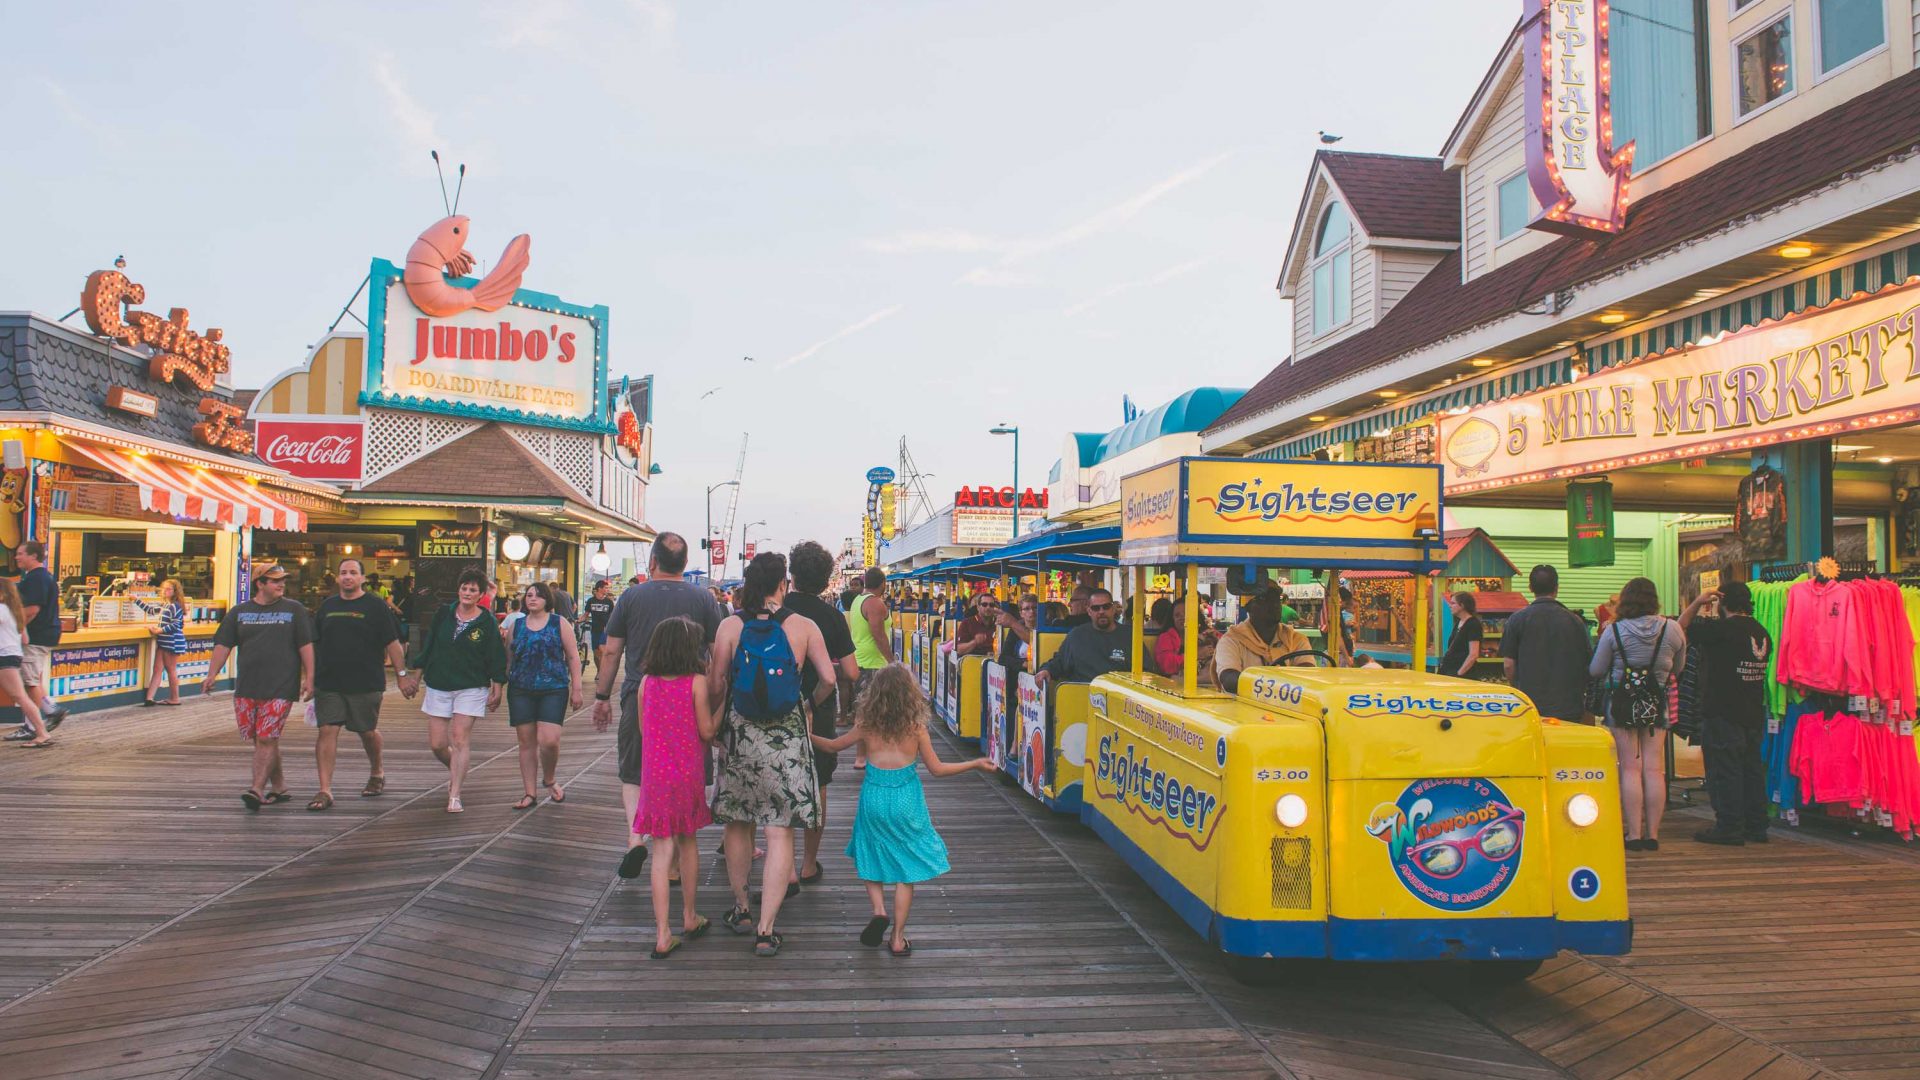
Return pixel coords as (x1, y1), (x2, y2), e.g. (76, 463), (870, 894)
(430, 150), (451, 215)
(451, 163), (467, 216)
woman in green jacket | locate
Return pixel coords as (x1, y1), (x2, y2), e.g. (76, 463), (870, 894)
(416, 569), (508, 813)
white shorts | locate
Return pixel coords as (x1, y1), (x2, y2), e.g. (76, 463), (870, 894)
(422, 686), (490, 719)
(22, 645), (51, 689)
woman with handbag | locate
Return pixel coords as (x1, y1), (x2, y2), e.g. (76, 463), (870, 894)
(136, 580), (189, 707)
(1588, 577), (1686, 851)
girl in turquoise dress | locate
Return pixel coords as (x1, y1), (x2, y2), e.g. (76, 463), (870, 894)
(811, 664), (993, 956)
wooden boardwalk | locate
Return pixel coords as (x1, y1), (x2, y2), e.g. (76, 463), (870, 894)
(0, 687), (1903, 1078)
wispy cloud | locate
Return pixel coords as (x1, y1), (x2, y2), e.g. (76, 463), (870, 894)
(1062, 255), (1214, 318)
(41, 79), (118, 143)
(860, 229), (1019, 256)
(781, 304), (904, 369)
(858, 151), (1237, 287)
(492, 0), (674, 51)
(370, 52), (444, 149)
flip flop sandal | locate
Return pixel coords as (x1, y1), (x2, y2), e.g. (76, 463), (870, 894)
(307, 792), (334, 812)
(362, 776), (386, 797)
(860, 915), (891, 947)
(649, 936), (683, 960)
(800, 865), (825, 884)
(547, 783), (567, 803)
(754, 931), (783, 958)
(264, 791), (293, 805)
(446, 798), (464, 814)
(241, 790), (263, 811)
(683, 916), (711, 941)
(724, 906), (755, 935)
(21, 738), (53, 749)
(618, 847), (649, 879)
(512, 795), (537, 811)
(888, 939), (913, 958)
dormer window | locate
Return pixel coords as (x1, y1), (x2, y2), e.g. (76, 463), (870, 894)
(1310, 201), (1353, 335)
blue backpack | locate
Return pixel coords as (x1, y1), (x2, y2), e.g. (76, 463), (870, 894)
(730, 609), (801, 721)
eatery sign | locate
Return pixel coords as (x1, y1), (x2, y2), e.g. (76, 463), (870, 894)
(1521, 0), (1633, 236)
(1437, 281), (1920, 493)
(363, 257), (611, 434)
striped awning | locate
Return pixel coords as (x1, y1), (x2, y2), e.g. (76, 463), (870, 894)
(61, 440), (307, 532)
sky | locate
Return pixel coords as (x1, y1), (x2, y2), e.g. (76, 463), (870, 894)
(0, 2), (1515, 574)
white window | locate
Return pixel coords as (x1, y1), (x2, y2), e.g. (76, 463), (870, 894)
(1734, 13), (1794, 119)
(1613, 0), (1710, 165)
(1816, 0), (1883, 74)
(1310, 202), (1352, 335)
(1497, 172), (1531, 240)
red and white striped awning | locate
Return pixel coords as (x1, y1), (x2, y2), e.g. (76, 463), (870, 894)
(62, 440), (308, 532)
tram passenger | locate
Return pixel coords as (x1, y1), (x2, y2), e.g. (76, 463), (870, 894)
(1214, 583), (1314, 693)
(1034, 588), (1128, 686)
(952, 593), (998, 657)
(996, 594), (1038, 674)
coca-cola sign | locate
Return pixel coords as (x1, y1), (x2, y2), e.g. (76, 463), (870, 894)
(255, 420), (364, 481)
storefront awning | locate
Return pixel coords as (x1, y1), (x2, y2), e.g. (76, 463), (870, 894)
(62, 440), (308, 532)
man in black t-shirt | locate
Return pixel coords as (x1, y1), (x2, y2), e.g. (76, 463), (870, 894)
(1680, 581), (1773, 845)
(582, 580), (616, 670)
(782, 541), (860, 884)
(12, 541), (66, 736)
(309, 559), (416, 810)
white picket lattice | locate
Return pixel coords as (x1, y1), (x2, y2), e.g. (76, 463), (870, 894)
(361, 409), (480, 485)
(506, 426), (597, 498)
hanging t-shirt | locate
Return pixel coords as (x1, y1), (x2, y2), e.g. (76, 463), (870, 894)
(1735, 465), (1787, 561)
(1686, 614), (1771, 727)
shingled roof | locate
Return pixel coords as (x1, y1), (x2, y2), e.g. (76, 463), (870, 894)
(359, 423), (584, 502)
(1214, 65), (1920, 440)
(1318, 152), (1461, 244)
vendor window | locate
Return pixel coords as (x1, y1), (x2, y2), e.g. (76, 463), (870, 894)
(1497, 172), (1530, 240)
(1733, 13), (1794, 120)
(1815, 0), (1883, 75)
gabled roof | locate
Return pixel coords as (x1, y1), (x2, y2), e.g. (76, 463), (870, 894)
(1278, 152), (1461, 291)
(1440, 21), (1524, 166)
(360, 422), (581, 502)
(1212, 65), (1920, 441)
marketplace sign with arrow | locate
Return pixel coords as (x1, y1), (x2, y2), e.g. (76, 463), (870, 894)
(1522, 0), (1633, 236)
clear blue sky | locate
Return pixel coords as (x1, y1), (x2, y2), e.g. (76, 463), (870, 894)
(1, 2), (1514, 567)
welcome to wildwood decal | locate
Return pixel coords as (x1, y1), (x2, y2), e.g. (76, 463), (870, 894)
(1439, 282), (1920, 493)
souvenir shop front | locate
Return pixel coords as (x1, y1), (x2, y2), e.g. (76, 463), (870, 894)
(0, 305), (346, 714)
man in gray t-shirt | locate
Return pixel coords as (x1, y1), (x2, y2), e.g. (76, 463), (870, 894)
(590, 533), (725, 878)
(1500, 565), (1593, 723)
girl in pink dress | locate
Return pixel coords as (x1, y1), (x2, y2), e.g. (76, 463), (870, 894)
(634, 617), (719, 958)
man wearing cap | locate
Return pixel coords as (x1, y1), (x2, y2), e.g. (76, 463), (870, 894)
(204, 564), (314, 811)
(1214, 583), (1315, 693)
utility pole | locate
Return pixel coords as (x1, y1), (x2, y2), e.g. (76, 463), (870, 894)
(717, 434), (749, 578)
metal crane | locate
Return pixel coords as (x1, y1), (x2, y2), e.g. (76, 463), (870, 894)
(717, 433), (748, 579)
(895, 437), (939, 535)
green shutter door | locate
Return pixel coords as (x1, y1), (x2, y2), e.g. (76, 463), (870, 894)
(1491, 537), (1648, 618)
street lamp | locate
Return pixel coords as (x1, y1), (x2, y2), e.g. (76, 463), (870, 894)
(705, 480), (739, 579)
(990, 424), (1019, 542)
(740, 519), (768, 578)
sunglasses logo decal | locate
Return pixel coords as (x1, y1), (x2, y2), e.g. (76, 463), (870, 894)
(1366, 776), (1524, 912)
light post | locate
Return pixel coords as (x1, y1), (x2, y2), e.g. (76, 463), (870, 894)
(705, 480), (738, 582)
(990, 424), (1019, 542)
(740, 519), (768, 578)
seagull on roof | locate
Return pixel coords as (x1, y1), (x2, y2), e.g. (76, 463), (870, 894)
(1318, 131), (1343, 145)
(700, 386), (722, 399)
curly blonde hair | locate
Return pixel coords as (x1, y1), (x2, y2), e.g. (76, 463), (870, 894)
(854, 664), (928, 744)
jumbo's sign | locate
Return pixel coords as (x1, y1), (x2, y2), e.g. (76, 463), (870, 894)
(1437, 282), (1920, 493)
(1521, 0), (1633, 236)
(364, 221), (610, 433)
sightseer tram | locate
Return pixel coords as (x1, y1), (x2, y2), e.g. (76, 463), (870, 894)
(898, 457), (1630, 975)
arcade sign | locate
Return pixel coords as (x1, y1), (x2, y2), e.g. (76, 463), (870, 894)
(255, 419), (365, 482)
(955, 485), (1048, 510)
(1521, 0), (1633, 236)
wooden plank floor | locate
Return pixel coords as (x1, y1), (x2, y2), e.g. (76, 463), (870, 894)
(0, 689), (1907, 1078)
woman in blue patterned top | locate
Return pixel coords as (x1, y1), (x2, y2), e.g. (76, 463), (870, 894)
(137, 579), (189, 706)
(502, 582), (585, 808)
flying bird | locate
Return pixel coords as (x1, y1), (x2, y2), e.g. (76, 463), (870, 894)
(700, 386), (723, 399)
(742, 355), (756, 363)
(1318, 131), (1343, 144)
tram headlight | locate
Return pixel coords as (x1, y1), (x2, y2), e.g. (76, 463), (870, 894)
(1566, 793), (1600, 828)
(1275, 793), (1309, 829)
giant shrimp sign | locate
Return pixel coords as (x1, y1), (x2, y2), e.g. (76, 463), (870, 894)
(362, 219), (610, 433)
(1437, 281), (1920, 493)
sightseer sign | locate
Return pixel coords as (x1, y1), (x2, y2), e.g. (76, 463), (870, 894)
(363, 215), (611, 434)
(1437, 281), (1920, 493)
(1521, 0), (1632, 236)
